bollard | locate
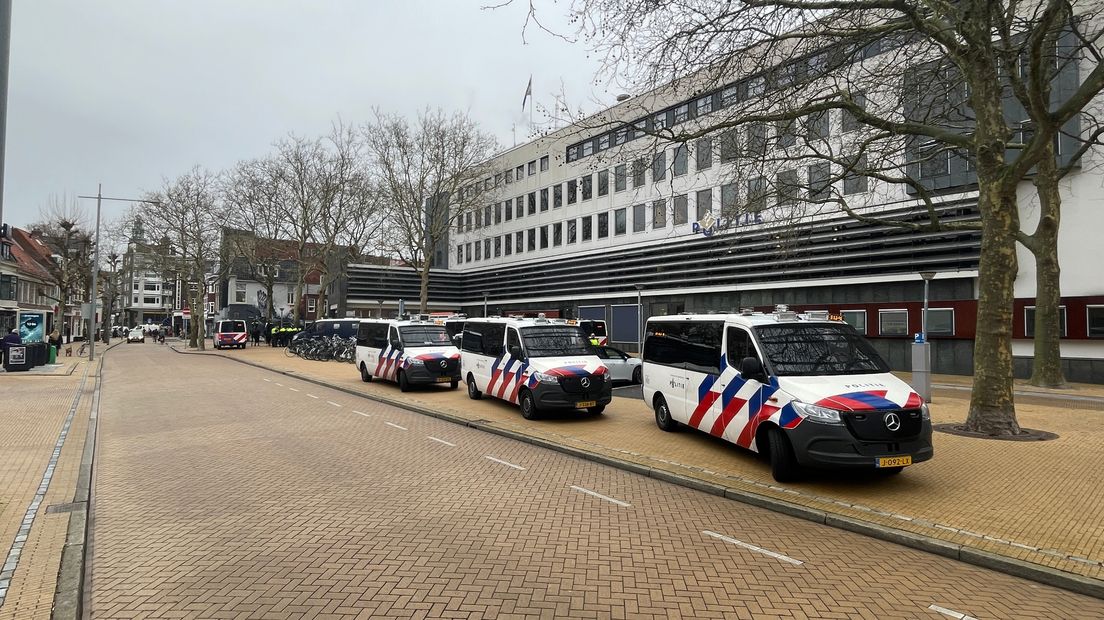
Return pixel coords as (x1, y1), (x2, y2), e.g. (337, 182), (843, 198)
(911, 340), (932, 403)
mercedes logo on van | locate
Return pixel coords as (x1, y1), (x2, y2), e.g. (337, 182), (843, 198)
(883, 412), (902, 431)
(580, 377), (591, 388)
(439, 360), (447, 369)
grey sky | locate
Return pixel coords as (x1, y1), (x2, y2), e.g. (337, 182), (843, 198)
(3, 0), (608, 228)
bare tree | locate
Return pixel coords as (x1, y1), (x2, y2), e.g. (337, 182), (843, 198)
(523, 0), (1104, 435)
(362, 108), (498, 313)
(223, 157), (287, 322)
(29, 194), (93, 342)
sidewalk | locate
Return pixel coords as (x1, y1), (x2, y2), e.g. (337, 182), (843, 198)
(0, 356), (96, 619)
(189, 344), (1104, 593)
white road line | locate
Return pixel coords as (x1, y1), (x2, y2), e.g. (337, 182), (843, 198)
(385, 422), (407, 430)
(702, 530), (804, 566)
(274, 382), (283, 387)
(327, 401), (342, 407)
(485, 456), (526, 471)
(570, 485), (631, 507)
(428, 436), (457, 447)
(289, 387), (299, 392)
(928, 604), (978, 620)
(352, 410), (371, 417)
(263, 378), (271, 382)
(307, 394), (319, 399)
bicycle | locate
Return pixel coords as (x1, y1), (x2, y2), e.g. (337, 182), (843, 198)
(77, 340), (89, 357)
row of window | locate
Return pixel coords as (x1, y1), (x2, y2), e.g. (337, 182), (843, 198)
(460, 155), (552, 200)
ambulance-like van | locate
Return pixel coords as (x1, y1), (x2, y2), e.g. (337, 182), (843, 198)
(642, 308), (933, 482)
(213, 320), (248, 349)
(461, 316), (612, 419)
(355, 319), (461, 391)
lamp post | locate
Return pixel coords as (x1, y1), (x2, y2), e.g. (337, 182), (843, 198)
(919, 271), (936, 343)
(482, 291), (489, 318)
(634, 284), (644, 354)
(914, 271), (937, 403)
(78, 186), (160, 362)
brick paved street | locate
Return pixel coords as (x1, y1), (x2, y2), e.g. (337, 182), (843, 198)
(88, 343), (1104, 618)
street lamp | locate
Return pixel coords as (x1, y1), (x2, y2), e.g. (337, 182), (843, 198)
(914, 271), (937, 403)
(919, 271), (936, 343)
(633, 284), (644, 354)
(78, 185), (161, 362)
(482, 291), (489, 318)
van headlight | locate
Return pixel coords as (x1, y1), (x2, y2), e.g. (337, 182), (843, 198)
(533, 371), (559, 384)
(921, 403), (931, 420)
(407, 358), (425, 367)
(792, 402), (843, 425)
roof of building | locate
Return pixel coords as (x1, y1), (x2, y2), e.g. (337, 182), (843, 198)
(9, 228), (55, 281)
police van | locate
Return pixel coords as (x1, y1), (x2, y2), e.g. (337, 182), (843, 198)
(460, 316), (612, 419)
(355, 319), (461, 391)
(642, 307), (933, 482)
(213, 320), (248, 349)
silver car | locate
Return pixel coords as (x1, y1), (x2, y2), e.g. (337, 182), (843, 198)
(594, 345), (642, 384)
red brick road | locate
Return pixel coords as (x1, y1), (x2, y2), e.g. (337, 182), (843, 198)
(89, 344), (1104, 618)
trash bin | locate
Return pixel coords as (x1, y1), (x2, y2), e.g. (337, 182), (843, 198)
(3, 345), (31, 372)
(32, 342), (48, 367)
(48, 345), (57, 364)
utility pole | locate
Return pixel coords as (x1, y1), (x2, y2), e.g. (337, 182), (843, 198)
(0, 1), (12, 226)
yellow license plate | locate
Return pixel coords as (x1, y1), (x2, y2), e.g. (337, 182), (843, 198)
(576, 400), (597, 408)
(877, 456), (912, 468)
(435, 377), (452, 383)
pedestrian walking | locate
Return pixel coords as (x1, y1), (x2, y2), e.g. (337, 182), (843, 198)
(250, 322), (261, 346)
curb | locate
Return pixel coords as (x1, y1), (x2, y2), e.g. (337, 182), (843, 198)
(173, 346), (1104, 600)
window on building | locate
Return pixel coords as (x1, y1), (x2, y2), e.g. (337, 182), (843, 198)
(879, 309), (909, 336)
(746, 76), (765, 98)
(673, 103), (689, 123)
(465, 243), (472, 261)
(307, 298), (316, 313)
(720, 183), (738, 218)
(540, 188), (548, 212)
(653, 111), (668, 131)
(598, 212), (610, 238)
(504, 198), (513, 221)
(614, 164), (627, 192)
(540, 225), (549, 249)
(235, 282), (246, 303)
(918, 140), (951, 177)
(842, 91), (866, 132)
(841, 310), (867, 334)
(1025, 306), (1067, 337)
(133, 282), (140, 290)
(809, 163), (832, 199)
(843, 154), (868, 195)
(720, 130), (740, 162)
(696, 95), (713, 116)
(652, 151), (666, 182)
(613, 208), (627, 235)
(540, 155), (549, 171)
(582, 141), (594, 157)
(553, 184), (563, 208)
(598, 170), (609, 196)
(133, 295), (138, 304)
(484, 238), (491, 258)
(567, 219), (577, 243)
(633, 158), (646, 187)
(652, 199), (667, 228)
(567, 146), (579, 162)
(721, 85), (739, 107)
(696, 188), (712, 220)
(505, 168), (514, 183)
(516, 164), (525, 180)
(926, 308), (955, 336)
(494, 236), (501, 258)
(581, 174), (593, 200)
(475, 241), (482, 260)
(144, 296), (159, 305)
(475, 210), (482, 229)
(553, 222), (563, 246)
(777, 170), (801, 206)
(695, 138), (712, 171)
(673, 145), (688, 176)
(494, 202), (502, 225)
(776, 119), (797, 148)
(1088, 307), (1104, 338)
(529, 192), (537, 215)
(747, 123), (767, 157)
(517, 196), (525, 218)
(515, 231), (524, 254)
(632, 204), (646, 232)
(465, 212), (472, 231)
(495, 172), (503, 186)
(528, 160), (536, 176)
(457, 245), (463, 265)
(599, 134), (610, 151)
(528, 228), (536, 251)
(614, 127), (628, 145)
(484, 204), (492, 226)
(504, 234), (512, 255)
(673, 194), (688, 225)
(581, 215), (593, 241)
(567, 179), (578, 204)
(747, 177), (768, 213)
(806, 110), (830, 140)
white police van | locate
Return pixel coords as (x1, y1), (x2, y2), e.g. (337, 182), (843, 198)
(461, 316), (612, 419)
(355, 319), (461, 391)
(642, 307), (932, 482)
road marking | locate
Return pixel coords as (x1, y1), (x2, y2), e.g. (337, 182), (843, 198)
(570, 485), (631, 507)
(274, 382), (283, 386)
(385, 422), (407, 430)
(307, 394), (319, 399)
(262, 378), (271, 382)
(289, 387), (299, 392)
(702, 530), (804, 565)
(327, 401), (342, 407)
(428, 436), (456, 447)
(352, 410), (371, 417)
(928, 604), (978, 620)
(485, 456), (525, 470)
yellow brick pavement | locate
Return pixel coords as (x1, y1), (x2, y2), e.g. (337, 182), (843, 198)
(0, 358), (95, 619)
(209, 344), (1104, 582)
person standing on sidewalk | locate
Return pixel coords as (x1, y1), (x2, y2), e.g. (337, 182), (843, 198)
(2, 328), (22, 365)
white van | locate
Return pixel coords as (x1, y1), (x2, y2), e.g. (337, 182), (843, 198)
(355, 319), (460, 391)
(642, 308), (932, 482)
(460, 317), (612, 419)
(213, 320), (248, 349)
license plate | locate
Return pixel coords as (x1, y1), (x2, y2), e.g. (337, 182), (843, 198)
(876, 456), (912, 468)
(435, 377), (452, 383)
(576, 400), (597, 408)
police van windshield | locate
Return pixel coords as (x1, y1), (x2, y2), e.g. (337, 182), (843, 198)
(753, 323), (889, 376)
(398, 325), (452, 347)
(521, 326), (593, 357)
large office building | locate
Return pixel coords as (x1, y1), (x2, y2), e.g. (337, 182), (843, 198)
(342, 29), (1104, 382)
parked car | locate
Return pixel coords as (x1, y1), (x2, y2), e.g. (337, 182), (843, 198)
(127, 328), (145, 343)
(593, 345), (643, 384)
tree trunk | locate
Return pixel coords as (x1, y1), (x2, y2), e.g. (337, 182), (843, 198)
(1027, 147), (1066, 388)
(965, 186), (1022, 435)
(419, 262), (430, 314)
(265, 281), (274, 322)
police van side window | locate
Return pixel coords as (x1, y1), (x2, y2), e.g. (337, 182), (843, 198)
(482, 323), (506, 356)
(461, 322), (484, 353)
(388, 326), (400, 346)
(506, 328), (521, 355)
(356, 323), (370, 345)
(643, 321), (688, 369)
(684, 321), (724, 375)
(369, 324), (388, 349)
(726, 327), (759, 367)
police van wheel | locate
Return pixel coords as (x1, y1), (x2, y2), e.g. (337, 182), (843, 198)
(398, 371), (411, 392)
(519, 390), (539, 420)
(654, 395), (678, 432)
(360, 364), (372, 383)
(466, 375), (482, 400)
(767, 426), (800, 483)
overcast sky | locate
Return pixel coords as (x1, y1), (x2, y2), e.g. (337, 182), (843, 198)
(2, 0), (611, 228)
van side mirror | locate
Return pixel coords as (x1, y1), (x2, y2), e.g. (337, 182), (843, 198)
(740, 356), (765, 381)
(452, 333), (462, 346)
(510, 345), (525, 360)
